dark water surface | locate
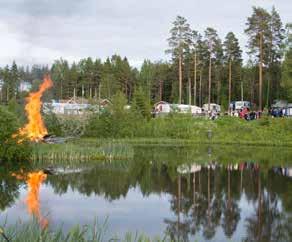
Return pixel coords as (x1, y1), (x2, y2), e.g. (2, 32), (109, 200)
(1, 145), (292, 241)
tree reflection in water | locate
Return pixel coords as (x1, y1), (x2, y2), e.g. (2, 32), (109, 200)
(164, 162), (291, 242)
(0, 166), (22, 211)
(1, 147), (292, 241)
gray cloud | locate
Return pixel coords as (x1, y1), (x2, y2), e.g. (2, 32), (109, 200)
(0, 0), (291, 67)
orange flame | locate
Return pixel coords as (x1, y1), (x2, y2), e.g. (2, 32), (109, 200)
(17, 75), (53, 142)
(26, 171), (48, 229)
(12, 170), (49, 229)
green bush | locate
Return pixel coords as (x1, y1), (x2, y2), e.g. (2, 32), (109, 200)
(0, 106), (31, 162)
(80, 109), (292, 146)
(44, 112), (62, 136)
(85, 91), (143, 138)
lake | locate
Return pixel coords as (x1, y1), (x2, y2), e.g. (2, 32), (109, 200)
(1, 145), (292, 241)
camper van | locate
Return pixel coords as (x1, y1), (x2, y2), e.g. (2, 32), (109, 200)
(202, 103), (221, 113)
(230, 101), (251, 111)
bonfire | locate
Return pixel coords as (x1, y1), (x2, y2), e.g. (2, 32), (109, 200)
(15, 75), (53, 142)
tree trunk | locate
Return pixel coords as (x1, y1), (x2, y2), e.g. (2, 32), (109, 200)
(208, 54), (212, 111)
(60, 79), (63, 100)
(228, 60), (232, 113)
(188, 76), (192, 105)
(217, 72), (221, 105)
(266, 77), (270, 108)
(6, 87), (9, 102)
(241, 81), (244, 101)
(125, 80), (128, 100)
(179, 54), (183, 104)
(159, 79), (163, 101)
(259, 32), (263, 111)
(199, 70), (202, 107)
(251, 78), (254, 104)
(194, 52), (197, 105)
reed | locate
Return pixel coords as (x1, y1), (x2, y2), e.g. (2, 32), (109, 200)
(0, 220), (169, 242)
(31, 141), (134, 165)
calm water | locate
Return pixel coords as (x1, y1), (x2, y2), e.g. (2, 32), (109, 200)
(1, 145), (292, 241)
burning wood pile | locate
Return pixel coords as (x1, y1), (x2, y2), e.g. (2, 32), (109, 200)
(13, 75), (66, 144)
(15, 75), (53, 142)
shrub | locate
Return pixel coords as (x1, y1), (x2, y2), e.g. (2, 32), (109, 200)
(84, 91), (145, 138)
(44, 112), (63, 136)
(0, 106), (31, 162)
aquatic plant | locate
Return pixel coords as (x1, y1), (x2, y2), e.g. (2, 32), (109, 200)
(0, 219), (170, 242)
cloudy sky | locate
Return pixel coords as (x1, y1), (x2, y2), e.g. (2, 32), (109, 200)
(0, 0), (291, 68)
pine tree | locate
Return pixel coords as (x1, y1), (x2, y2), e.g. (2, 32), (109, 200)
(204, 27), (222, 110)
(10, 61), (20, 99)
(266, 7), (285, 105)
(245, 7), (271, 110)
(223, 32), (242, 111)
(101, 58), (116, 99)
(166, 16), (192, 104)
(285, 23), (292, 51)
(196, 36), (209, 106)
(191, 31), (201, 105)
(139, 60), (155, 101)
(281, 48), (292, 101)
(51, 59), (70, 99)
(281, 23), (292, 101)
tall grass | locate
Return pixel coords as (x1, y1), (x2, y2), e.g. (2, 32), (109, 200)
(84, 113), (292, 146)
(31, 141), (134, 166)
(0, 220), (169, 242)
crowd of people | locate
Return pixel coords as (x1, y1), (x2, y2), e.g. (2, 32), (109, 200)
(269, 107), (287, 117)
(230, 107), (262, 120)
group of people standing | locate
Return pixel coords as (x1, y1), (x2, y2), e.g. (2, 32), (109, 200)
(230, 107), (261, 121)
(269, 108), (287, 117)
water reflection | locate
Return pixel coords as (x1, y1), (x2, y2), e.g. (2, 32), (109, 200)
(0, 146), (292, 241)
(170, 162), (292, 241)
(11, 170), (48, 228)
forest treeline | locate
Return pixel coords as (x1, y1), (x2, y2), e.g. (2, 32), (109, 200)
(1, 6), (292, 110)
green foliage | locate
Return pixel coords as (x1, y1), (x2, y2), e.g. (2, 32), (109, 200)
(7, 98), (26, 124)
(166, 15), (192, 57)
(43, 112), (63, 136)
(257, 116), (271, 126)
(85, 91), (140, 138)
(131, 87), (151, 119)
(82, 114), (292, 146)
(44, 112), (88, 137)
(0, 106), (31, 162)
(281, 48), (292, 101)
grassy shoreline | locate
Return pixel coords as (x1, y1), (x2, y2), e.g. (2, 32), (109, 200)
(0, 220), (167, 242)
(81, 137), (292, 147)
(29, 116), (292, 165)
(82, 116), (292, 147)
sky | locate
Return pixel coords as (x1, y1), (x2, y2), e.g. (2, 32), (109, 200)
(0, 0), (291, 68)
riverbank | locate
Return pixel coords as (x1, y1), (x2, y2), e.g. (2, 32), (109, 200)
(83, 115), (292, 146)
(29, 116), (292, 164)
